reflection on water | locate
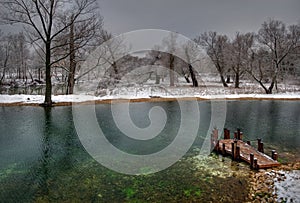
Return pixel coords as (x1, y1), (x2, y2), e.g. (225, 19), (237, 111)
(0, 100), (299, 202)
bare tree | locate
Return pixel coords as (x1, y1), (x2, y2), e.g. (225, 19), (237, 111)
(195, 32), (229, 87)
(0, 32), (11, 84)
(248, 47), (273, 93)
(1, 0), (101, 106)
(162, 33), (178, 87)
(62, 11), (103, 94)
(248, 19), (300, 94)
(100, 30), (122, 81)
(146, 45), (163, 84)
(228, 32), (254, 88)
(0, 32), (30, 85)
(97, 30), (130, 84)
(182, 41), (200, 87)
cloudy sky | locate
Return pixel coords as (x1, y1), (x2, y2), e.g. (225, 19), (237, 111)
(99, 0), (300, 38)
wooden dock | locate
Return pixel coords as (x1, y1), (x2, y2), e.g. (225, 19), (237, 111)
(211, 128), (280, 169)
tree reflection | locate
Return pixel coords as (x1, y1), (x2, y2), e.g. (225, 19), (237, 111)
(38, 107), (52, 196)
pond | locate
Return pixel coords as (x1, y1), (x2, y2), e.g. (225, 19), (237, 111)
(0, 100), (299, 202)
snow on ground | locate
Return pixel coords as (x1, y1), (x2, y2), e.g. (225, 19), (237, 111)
(0, 74), (299, 105)
(0, 91), (299, 105)
(0, 94), (98, 104)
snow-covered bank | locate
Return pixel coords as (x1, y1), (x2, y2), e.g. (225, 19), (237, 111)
(0, 93), (300, 106)
(0, 94), (98, 105)
(200, 94), (300, 100)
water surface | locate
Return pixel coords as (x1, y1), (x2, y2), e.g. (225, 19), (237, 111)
(0, 100), (299, 202)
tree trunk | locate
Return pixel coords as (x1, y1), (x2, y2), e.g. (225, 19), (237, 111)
(38, 68), (41, 81)
(0, 57), (8, 84)
(43, 41), (52, 106)
(220, 74), (228, 87)
(184, 75), (190, 83)
(66, 63), (76, 94)
(267, 81), (275, 94)
(226, 75), (230, 83)
(155, 70), (160, 84)
(67, 18), (76, 95)
(188, 64), (198, 87)
(235, 72), (240, 88)
(28, 70), (34, 83)
(169, 54), (175, 87)
(0, 69), (5, 85)
(216, 64), (228, 87)
(112, 62), (119, 81)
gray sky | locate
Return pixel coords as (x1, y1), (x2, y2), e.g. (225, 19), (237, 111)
(99, 0), (300, 38)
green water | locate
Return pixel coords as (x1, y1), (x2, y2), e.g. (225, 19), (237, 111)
(0, 100), (299, 202)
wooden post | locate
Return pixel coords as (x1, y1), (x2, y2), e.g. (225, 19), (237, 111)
(246, 141), (251, 145)
(234, 131), (238, 139)
(260, 142), (264, 153)
(257, 138), (262, 151)
(250, 153), (254, 169)
(222, 143), (226, 155)
(232, 140), (238, 160)
(273, 152), (278, 161)
(258, 141), (264, 153)
(254, 158), (258, 169)
(271, 150), (275, 159)
(226, 129), (230, 139)
(224, 128), (230, 139)
(237, 128), (241, 140)
(239, 132), (243, 140)
(271, 150), (278, 160)
(215, 140), (219, 151)
(211, 129), (218, 151)
(236, 146), (240, 161)
(231, 142), (235, 160)
(210, 133), (213, 150)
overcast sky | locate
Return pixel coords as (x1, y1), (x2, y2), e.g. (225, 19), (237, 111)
(99, 0), (300, 38)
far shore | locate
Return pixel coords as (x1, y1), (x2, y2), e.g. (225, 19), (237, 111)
(0, 94), (300, 107)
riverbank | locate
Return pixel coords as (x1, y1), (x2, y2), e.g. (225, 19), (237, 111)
(0, 93), (300, 106)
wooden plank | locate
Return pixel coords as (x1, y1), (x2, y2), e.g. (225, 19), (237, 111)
(217, 139), (280, 169)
